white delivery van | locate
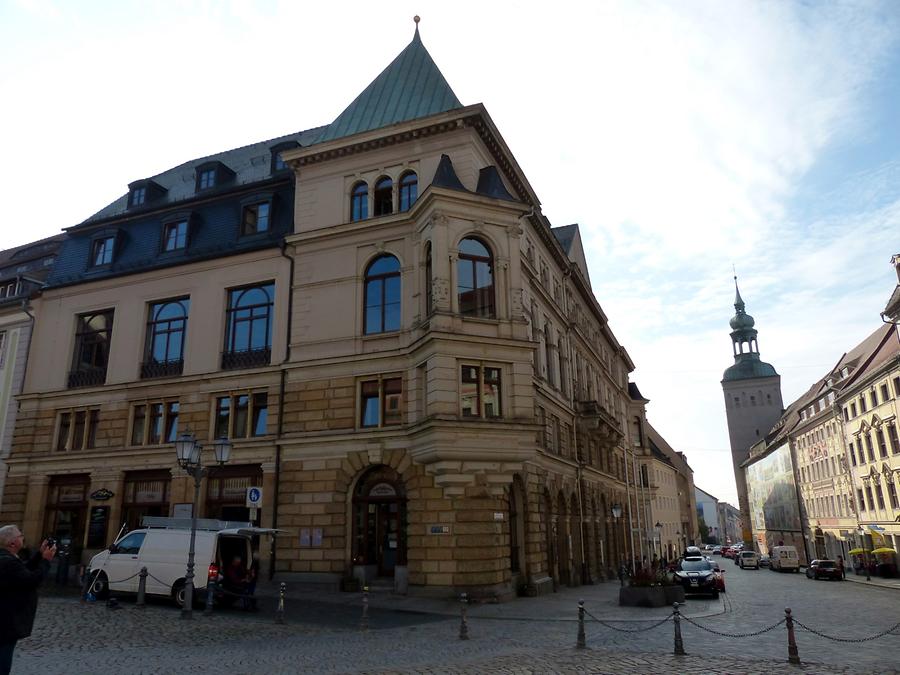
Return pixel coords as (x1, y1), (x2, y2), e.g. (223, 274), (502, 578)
(770, 545), (800, 572)
(87, 517), (277, 607)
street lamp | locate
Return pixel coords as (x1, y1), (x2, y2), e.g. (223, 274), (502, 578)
(174, 432), (231, 619)
(611, 503), (629, 580)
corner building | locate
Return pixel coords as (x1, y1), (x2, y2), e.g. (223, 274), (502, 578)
(1, 28), (643, 599)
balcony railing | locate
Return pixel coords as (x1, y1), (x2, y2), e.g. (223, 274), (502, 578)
(221, 347), (271, 370)
(140, 359), (184, 379)
(67, 367), (107, 389)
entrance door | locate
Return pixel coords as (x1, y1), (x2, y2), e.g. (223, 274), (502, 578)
(352, 465), (406, 578)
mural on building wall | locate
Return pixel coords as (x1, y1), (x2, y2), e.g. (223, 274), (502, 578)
(746, 443), (802, 534)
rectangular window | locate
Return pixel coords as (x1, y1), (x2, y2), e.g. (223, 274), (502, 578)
(163, 221), (188, 251)
(877, 427), (888, 458)
(865, 433), (875, 462)
(889, 481), (899, 510)
(241, 203), (270, 235)
(851, 403), (857, 417)
(90, 236), (115, 267)
(880, 384), (889, 404)
(130, 401), (179, 446)
(359, 377), (402, 428)
(889, 423), (900, 455)
(55, 408), (99, 451)
(876, 484), (886, 510)
(860, 396), (867, 413)
(865, 485), (874, 511)
(131, 187), (146, 207)
(214, 392), (268, 439)
(0, 331), (6, 368)
(857, 488), (866, 511)
(460, 365), (501, 418)
(199, 169), (215, 190)
(69, 310), (114, 388)
(894, 376), (900, 398)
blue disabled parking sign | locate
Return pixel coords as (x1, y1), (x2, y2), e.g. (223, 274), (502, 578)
(246, 487), (262, 507)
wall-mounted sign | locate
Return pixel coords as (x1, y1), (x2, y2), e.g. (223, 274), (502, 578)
(300, 527), (323, 547)
(429, 525), (450, 535)
(173, 503), (193, 518)
(493, 512), (504, 521)
(369, 483), (397, 497)
(90, 488), (114, 501)
(246, 486), (263, 508)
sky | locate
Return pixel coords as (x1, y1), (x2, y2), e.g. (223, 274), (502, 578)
(2, 0), (899, 506)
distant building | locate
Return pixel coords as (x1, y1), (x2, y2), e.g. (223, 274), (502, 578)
(0, 235), (64, 505)
(721, 278), (784, 545)
(694, 486), (720, 544)
(716, 501), (741, 545)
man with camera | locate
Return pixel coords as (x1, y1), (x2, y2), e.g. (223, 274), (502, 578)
(0, 525), (56, 675)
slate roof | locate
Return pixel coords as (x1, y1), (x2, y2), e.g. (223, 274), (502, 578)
(628, 382), (648, 402)
(81, 128), (323, 227)
(0, 234), (65, 284)
(551, 225), (578, 255)
(315, 28), (462, 144)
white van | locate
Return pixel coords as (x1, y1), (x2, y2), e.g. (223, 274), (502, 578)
(87, 517), (276, 607)
(770, 545), (800, 573)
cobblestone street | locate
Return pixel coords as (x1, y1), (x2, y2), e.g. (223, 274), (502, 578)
(11, 563), (900, 674)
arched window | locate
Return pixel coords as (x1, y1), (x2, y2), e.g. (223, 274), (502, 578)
(399, 172), (418, 211)
(457, 237), (495, 318)
(374, 177), (393, 216)
(364, 254), (401, 334)
(351, 182), (368, 222)
(143, 298), (190, 378)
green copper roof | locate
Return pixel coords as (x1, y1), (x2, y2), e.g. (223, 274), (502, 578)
(723, 355), (779, 382)
(316, 28), (462, 144)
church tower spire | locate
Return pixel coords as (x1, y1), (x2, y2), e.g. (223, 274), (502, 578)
(721, 277), (784, 550)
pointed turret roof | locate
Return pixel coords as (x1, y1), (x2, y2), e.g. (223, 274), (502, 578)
(315, 24), (462, 144)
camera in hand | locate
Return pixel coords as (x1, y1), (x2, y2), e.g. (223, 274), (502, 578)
(46, 537), (57, 548)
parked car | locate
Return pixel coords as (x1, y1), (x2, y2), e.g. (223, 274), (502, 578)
(710, 560), (726, 592)
(674, 557), (719, 598)
(87, 517), (276, 608)
(739, 550), (760, 569)
(723, 547), (735, 559)
(759, 554), (770, 567)
(806, 559), (843, 581)
(712, 546), (723, 555)
(770, 545), (800, 573)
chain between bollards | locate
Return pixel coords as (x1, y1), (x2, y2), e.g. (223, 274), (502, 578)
(785, 607), (800, 665)
(275, 582), (286, 624)
(459, 592), (469, 640)
(576, 600), (586, 649)
(672, 603), (686, 656)
(360, 586), (369, 632)
(135, 567), (147, 608)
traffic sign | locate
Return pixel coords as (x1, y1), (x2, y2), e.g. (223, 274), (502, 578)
(246, 486), (263, 508)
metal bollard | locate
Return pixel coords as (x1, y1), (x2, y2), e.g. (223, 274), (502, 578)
(361, 586), (369, 632)
(576, 600), (586, 649)
(785, 608), (800, 665)
(459, 593), (469, 641)
(136, 567), (148, 608)
(275, 582), (286, 625)
(204, 581), (215, 615)
(672, 603), (686, 656)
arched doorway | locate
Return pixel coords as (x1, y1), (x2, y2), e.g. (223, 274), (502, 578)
(352, 465), (407, 577)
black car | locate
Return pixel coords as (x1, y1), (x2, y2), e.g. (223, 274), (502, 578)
(806, 559), (843, 581)
(674, 557), (719, 598)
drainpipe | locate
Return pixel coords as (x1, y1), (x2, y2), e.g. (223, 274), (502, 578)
(269, 240), (295, 580)
(19, 297), (35, 396)
(563, 266), (590, 585)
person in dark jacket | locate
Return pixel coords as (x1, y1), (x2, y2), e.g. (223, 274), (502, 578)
(0, 525), (56, 675)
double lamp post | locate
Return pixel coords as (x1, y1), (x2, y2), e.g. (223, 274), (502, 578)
(174, 432), (232, 620)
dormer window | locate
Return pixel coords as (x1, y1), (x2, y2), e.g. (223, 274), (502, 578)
(162, 220), (188, 252)
(130, 187), (146, 207)
(270, 141), (299, 174)
(90, 236), (116, 267)
(198, 169), (216, 190)
(242, 202), (270, 236)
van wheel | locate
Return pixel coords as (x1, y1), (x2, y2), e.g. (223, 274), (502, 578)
(172, 581), (186, 608)
(90, 572), (110, 600)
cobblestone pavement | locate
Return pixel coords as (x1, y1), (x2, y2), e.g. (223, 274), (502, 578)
(11, 562), (900, 674)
